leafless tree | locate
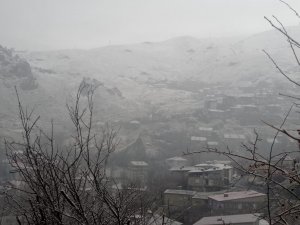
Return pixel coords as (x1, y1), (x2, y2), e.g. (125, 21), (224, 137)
(185, 1), (300, 224)
(3, 82), (162, 225)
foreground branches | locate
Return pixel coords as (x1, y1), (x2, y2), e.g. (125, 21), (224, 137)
(4, 83), (151, 225)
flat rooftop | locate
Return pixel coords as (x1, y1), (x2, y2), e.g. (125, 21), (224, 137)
(191, 136), (207, 141)
(170, 166), (196, 172)
(189, 163), (232, 173)
(166, 157), (188, 161)
(192, 191), (225, 200)
(164, 189), (197, 196)
(208, 190), (266, 202)
(170, 163), (232, 173)
(207, 141), (218, 146)
(130, 161), (148, 166)
(199, 127), (213, 131)
(193, 213), (261, 225)
(224, 134), (245, 139)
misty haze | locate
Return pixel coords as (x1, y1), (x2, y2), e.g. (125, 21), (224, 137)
(1, 0), (300, 225)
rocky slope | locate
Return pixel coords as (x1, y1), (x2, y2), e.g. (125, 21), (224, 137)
(0, 45), (37, 90)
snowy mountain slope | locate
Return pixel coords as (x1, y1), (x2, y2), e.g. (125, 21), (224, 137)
(1, 26), (300, 139)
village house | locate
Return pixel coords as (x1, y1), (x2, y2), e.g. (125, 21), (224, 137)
(127, 161), (148, 187)
(204, 99), (218, 110)
(192, 191), (225, 207)
(207, 141), (218, 147)
(208, 190), (266, 215)
(246, 155), (296, 185)
(166, 156), (188, 168)
(169, 166), (195, 189)
(223, 133), (246, 152)
(187, 163), (233, 191)
(271, 155), (294, 170)
(207, 109), (225, 120)
(163, 189), (207, 224)
(169, 161), (233, 191)
(191, 136), (207, 142)
(164, 189), (197, 209)
(198, 127), (214, 138)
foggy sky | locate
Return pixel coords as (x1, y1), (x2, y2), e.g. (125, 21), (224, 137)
(1, 0), (300, 51)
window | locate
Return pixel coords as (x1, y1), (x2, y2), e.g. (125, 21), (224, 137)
(238, 203), (242, 209)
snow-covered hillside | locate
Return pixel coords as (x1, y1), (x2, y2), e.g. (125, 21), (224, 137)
(1, 26), (300, 140)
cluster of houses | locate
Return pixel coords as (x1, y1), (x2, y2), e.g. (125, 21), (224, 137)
(191, 83), (299, 155)
(6, 149), (297, 224)
(3, 131), (298, 225)
(162, 157), (269, 225)
(169, 161), (233, 192)
(100, 146), (300, 225)
(119, 155), (270, 224)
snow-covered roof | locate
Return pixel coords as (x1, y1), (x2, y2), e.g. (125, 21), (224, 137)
(208, 109), (224, 113)
(130, 161), (148, 166)
(224, 134), (245, 139)
(191, 136), (207, 141)
(164, 189), (197, 196)
(199, 127), (213, 131)
(166, 156), (188, 162)
(130, 120), (140, 124)
(188, 165), (232, 173)
(208, 190), (266, 202)
(207, 141), (218, 146)
(171, 162), (232, 174)
(193, 213), (262, 225)
(232, 104), (257, 108)
(192, 191), (225, 200)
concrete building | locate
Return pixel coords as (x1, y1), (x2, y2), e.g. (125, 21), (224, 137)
(166, 157), (188, 168)
(164, 189), (197, 208)
(169, 166), (194, 189)
(191, 136), (207, 142)
(208, 190), (266, 215)
(223, 133), (246, 152)
(207, 109), (225, 119)
(169, 162), (233, 191)
(199, 127), (214, 138)
(207, 141), (218, 147)
(192, 191), (225, 207)
(187, 163), (233, 191)
(127, 161), (148, 187)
